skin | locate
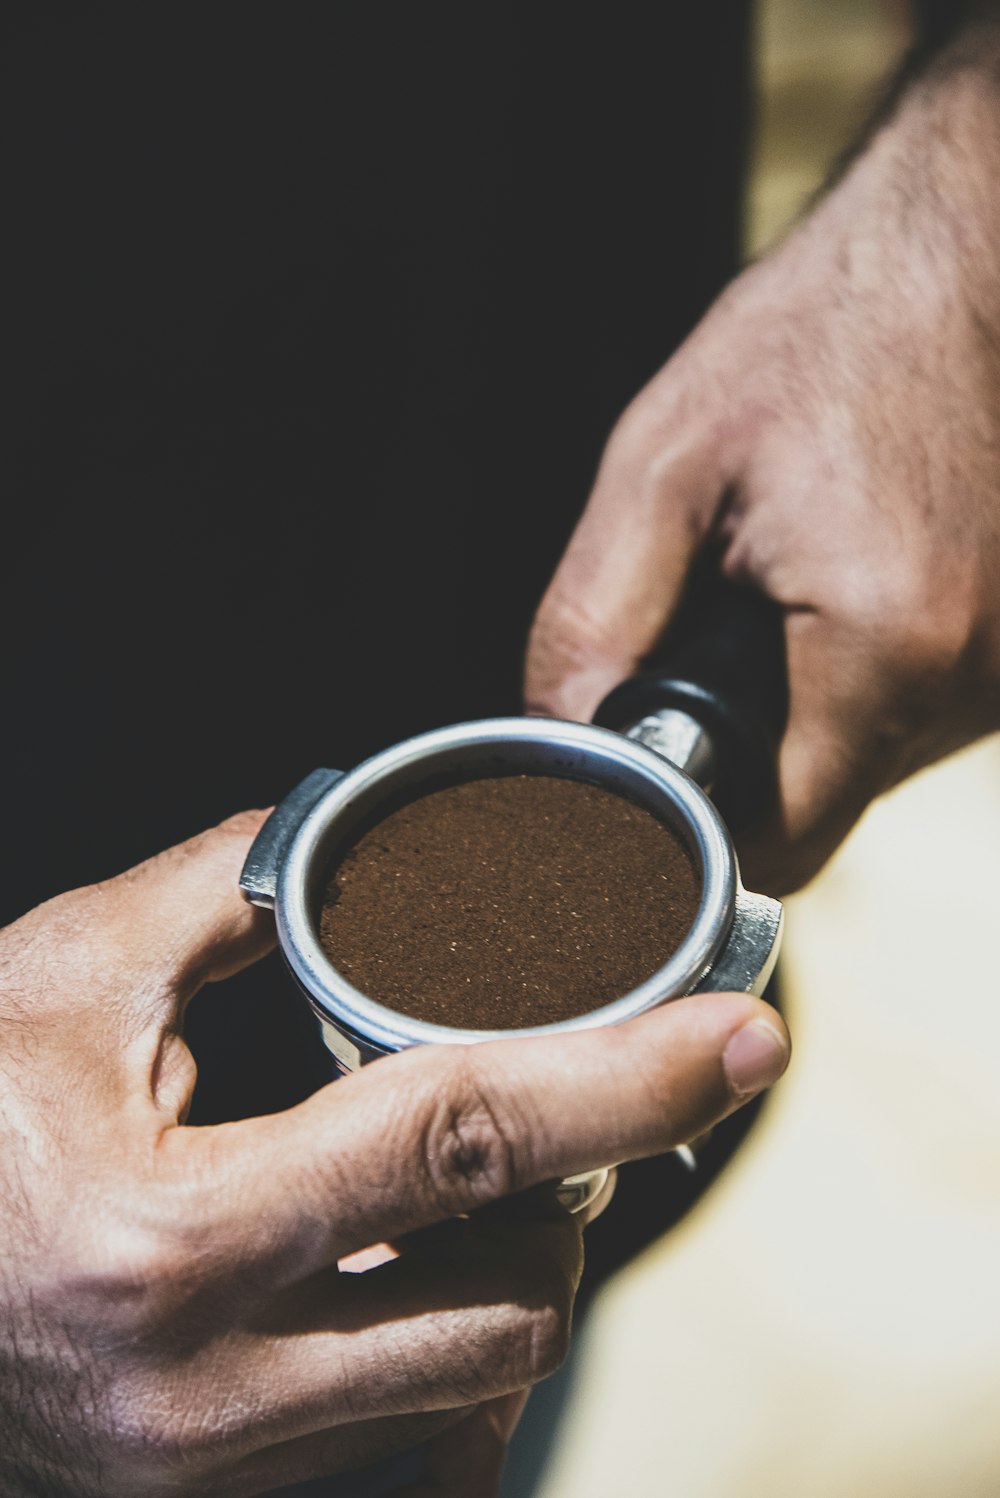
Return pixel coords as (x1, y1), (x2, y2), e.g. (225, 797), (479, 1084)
(0, 811), (788, 1497)
(526, 18), (1000, 894)
(25, 13), (1000, 1491)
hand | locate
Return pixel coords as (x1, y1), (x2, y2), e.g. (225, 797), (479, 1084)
(0, 812), (789, 1497)
(526, 38), (1000, 893)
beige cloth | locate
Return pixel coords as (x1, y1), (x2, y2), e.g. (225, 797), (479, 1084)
(539, 737), (1000, 1498)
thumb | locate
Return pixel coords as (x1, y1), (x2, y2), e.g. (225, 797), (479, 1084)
(525, 391), (728, 722)
(106, 809), (274, 990)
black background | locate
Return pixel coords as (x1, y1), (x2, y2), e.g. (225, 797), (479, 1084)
(3, 3), (750, 1146)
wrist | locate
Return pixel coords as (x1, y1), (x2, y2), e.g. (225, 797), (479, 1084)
(871, 23), (1000, 314)
(765, 45), (1000, 343)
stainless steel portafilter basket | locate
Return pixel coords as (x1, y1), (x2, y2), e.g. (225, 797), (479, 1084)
(239, 578), (788, 1213)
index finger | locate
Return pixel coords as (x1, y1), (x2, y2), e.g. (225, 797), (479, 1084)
(182, 988), (789, 1278)
(8, 811), (276, 1040)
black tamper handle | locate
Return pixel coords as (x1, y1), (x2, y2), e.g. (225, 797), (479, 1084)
(593, 572), (788, 834)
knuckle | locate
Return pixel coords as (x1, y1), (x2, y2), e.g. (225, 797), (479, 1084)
(604, 379), (698, 476)
(190, 809), (270, 867)
(150, 809), (266, 886)
(821, 541), (981, 757)
(605, 394), (659, 464)
(419, 1052), (521, 1214)
(530, 590), (618, 670)
(529, 1299), (573, 1381)
(217, 807), (271, 841)
(865, 536), (974, 665)
(871, 566), (975, 711)
(61, 1218), (193, 1333)
(478, 1235), (577, 1389)
(514, 1283), (574, 1384)
(101, 1389), (228, 1484)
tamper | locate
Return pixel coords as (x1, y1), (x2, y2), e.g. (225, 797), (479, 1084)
(240, 577), (787, 1211)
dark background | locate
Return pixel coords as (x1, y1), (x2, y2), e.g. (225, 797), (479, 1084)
(3, 3), (750, 1142)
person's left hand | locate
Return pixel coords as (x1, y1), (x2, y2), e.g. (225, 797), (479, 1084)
(0, 814), (584, 1497)
(0, 812), (786, 1497)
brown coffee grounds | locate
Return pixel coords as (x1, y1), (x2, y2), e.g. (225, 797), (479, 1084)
(318, 774), (699, 1030)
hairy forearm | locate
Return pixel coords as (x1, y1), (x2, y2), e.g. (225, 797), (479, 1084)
(812, 9), (1000, 347)
(889, 0), (1000, 91)
(827, 3), (1000, 200)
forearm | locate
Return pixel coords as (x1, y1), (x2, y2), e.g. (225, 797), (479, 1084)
(859, 14), (1000, 305)
(829, 3), (1000, 205)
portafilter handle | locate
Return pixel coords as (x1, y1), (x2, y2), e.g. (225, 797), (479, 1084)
(594, 571), (788, 833)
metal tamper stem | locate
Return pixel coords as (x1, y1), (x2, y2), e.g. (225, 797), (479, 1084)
(593, 574), (788, 1173)
(594, 571), (788, 833)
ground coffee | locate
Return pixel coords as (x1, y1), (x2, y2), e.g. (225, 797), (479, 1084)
(318, 774), (700, 1030)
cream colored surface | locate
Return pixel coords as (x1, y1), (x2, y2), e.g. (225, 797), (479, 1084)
(540, 741), (1000, 1498)
(537, 3), (1000, 1494)
(747, 0), (908, 254)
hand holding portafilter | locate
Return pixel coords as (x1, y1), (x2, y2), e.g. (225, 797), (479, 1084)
(0, 814), (788, 1497)
(240, 573), (788, 1213)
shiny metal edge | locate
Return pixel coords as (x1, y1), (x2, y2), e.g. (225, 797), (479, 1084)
(694, 887), (783, 998)
(275, 716), (740, 1052)
(239, 767), (345, 908)
(626, 709), (718, 791)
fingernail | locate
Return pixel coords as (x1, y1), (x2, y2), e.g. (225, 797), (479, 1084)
(723, 1019), (789, 1097)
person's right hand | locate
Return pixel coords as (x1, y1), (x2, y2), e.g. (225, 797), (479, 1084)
(525, 30), (1000, 895)
(0, 812), (789, 1498)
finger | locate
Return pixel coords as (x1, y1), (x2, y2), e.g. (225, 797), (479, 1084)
(158, 1211), (581, 1461)
(41, 811), (276, 1026)
(181, 989), (789, 1274)
(353, 1182), (569, 1267)
(525, 379), (729, 722)
(102, 809), (276, 993)
(387, 1393), (529, 1498)
(736, 603), (940, 899)
(212, 1397), (524, 1498)
(206, 1410), (466, 1498)
(740, 610), (906, 893)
